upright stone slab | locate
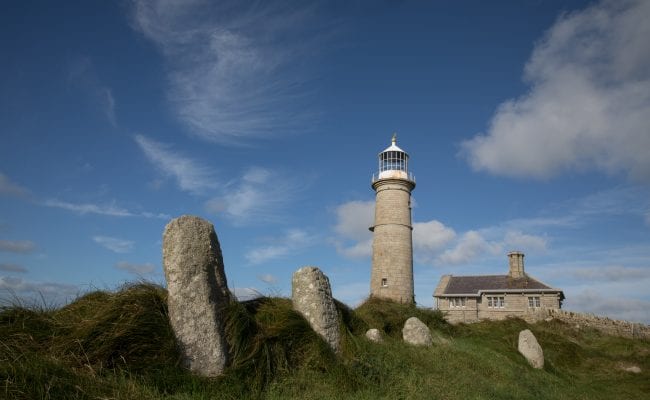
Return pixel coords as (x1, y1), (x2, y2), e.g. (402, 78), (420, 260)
(292, 266), (341, 353)
(402, 317), (432, 346)
(518, 329), (544, 369)
(163, 215), (231, 376)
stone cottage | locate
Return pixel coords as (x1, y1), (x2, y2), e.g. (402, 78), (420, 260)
(433, 252), (564, 323)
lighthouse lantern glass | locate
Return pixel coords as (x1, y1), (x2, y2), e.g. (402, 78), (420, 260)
(379, 150), (408, 173)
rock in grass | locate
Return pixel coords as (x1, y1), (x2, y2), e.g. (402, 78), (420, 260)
(365, 328), (383, 343)
(163, 215), (231, 377)
(518, 329), (544, 369)
(402, 317), (432, 346)
(292, 266), (341, 353)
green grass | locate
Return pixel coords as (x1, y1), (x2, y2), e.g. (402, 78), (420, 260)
(1, 283), (648, 399)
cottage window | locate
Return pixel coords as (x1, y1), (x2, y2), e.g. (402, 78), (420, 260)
(487, 296), (505, 308)
(449, 297), (466, 308)
(528, 296), (541, 308)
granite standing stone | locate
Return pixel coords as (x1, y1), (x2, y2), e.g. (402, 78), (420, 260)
(518, 329), (544, 369)
(402, 317), (432, 346)
(163, 215), (231, 377)
(292, 266), (341, 353)
(365, 328), (383, 343)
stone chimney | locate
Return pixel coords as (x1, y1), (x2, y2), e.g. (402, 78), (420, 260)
(508, 251), (525, 279)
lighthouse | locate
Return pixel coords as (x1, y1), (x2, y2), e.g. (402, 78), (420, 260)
(369, 134), (416, 303)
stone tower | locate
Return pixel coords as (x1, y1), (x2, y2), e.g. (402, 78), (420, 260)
(370, 134), (416, 303)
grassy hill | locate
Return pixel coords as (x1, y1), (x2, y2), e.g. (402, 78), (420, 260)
(1, 283), (648, 399)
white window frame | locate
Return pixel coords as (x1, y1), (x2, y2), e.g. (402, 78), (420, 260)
(487, 296), (505, 308)
(449, 297), (466, 308)
(528, 296), (541, 308)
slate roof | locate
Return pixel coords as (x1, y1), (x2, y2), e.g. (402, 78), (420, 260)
(439, 274), (561, 296)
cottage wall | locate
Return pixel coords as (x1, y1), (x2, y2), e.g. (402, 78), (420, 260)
(437, 297), (479, 323)
(437, 292), (561, 324)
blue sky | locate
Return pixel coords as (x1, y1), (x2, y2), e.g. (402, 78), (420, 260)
(1, 0), (649, 323)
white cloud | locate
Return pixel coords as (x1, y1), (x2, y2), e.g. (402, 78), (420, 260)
(0, 263), (27, 273)
(0, 240), (36, 254)
(0, 173), (29, 197)
(130, 0), (323, 144)
(205, 167), (300, 224)
(334, 200), (375, 240)
(502, 230), (548, 253)
(436, 231), (501, 266)
(413, 220), (456, 253)
(462, 0), (650, 183)
(566, 290), (650, 324)
(332, 200), (374, 259)
(135, 134), (217, 194)
(0, 276), (79, 305)
(43, 199), (168, 219)
(332, 281), (370, 307)
(115, 261), (156, 275)
(257, 274), (278, 284)
(245, 229), (314, 265)
(567, 265), (650, 282)
(232, 287), (263, 301)
(93, 236), (134, 253)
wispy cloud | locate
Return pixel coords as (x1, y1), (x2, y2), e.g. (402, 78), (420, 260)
(566, 290), (650, 324)
(0, 172), (29, 197)
(115, 261), (156, 275)
(0, 276), (79, 305)
(0, 240), (36, 254)
(257, 274), (278, 284)
(93, 236), (134, 253)
(245, 229), (314, 265)
(232, 287), (263, 301)
(332, 281), (370, 307)
(67, 56), (116, 126)
(43, 199), (168, 219)
(567, 265), (650, 282)
(135, 134), (217, 194)
(461, 0), (650, 183)
(205, 167), (302, 225)
(130, 0), (325, 144)
(0, 263), (27, 273)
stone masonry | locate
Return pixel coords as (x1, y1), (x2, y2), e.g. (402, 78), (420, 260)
(546, 309), (650, 339)
(370, 178), (415, 303)
(162, 215), (231, 377)
(292, 266), (341, 353)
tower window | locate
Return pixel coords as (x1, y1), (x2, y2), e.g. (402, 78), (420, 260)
(381, 278), (388, 287)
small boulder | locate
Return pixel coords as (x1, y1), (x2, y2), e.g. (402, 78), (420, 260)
(365, 328), (383, 343)
(402, 317), (432, 346)
(292, 266), (341, 352)
(518, 329), (544, 369)
(163, 215), (232, 377)
(622, 365), (641, 374)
